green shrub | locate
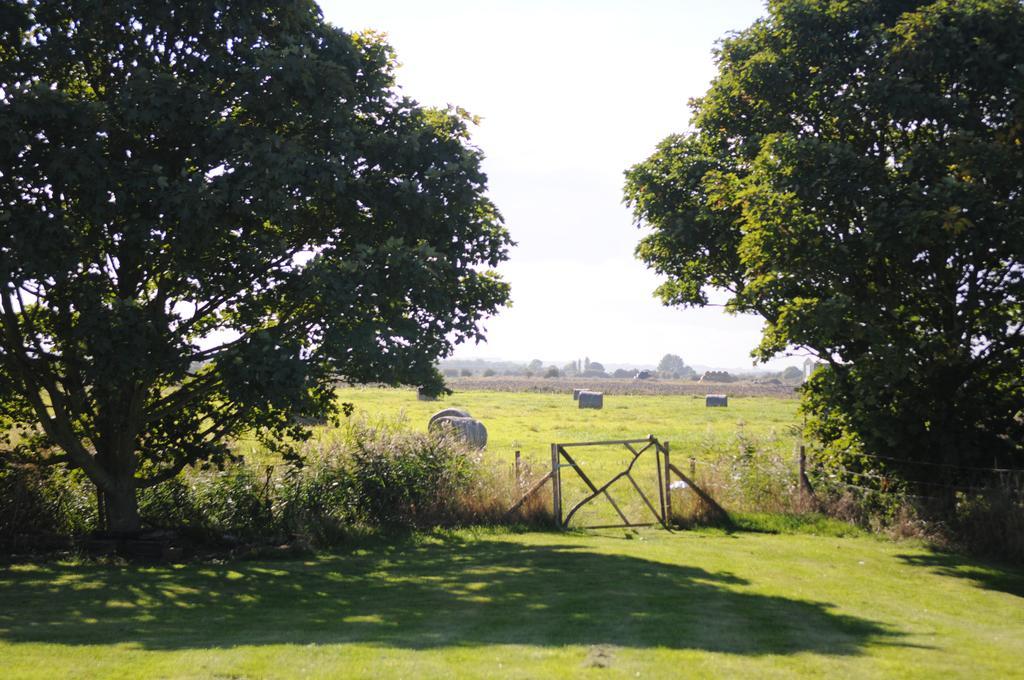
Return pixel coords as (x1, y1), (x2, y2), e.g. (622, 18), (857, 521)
(0, 464), (96, 541)
(0, 420), (662, 550)
(138, 466), (276, 542)
(138, 475), (198, 531)
(346, 424), (476, 527)
(197, 467), (275, 538)
(950, 490), (1024, 563)
(273, 454), (356, 545)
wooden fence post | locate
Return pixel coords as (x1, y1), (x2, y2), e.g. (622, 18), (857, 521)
(798, 445), (815, 500)
(550, 443), (562, 528)
(96, 487), (107, 533)
(514, 450), (521, 490)
(664, 441), (673, 527)
(689, 456), (696, 476)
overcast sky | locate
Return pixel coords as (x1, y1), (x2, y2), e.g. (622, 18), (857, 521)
(320, 0), (803, 370)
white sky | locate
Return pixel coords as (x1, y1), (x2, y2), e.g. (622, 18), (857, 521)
(320, 0), (802, 371)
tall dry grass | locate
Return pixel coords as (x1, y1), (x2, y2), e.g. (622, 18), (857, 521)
(1, 416), (554, 552)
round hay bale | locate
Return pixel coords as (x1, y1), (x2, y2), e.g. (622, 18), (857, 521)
(578, 391), (603, 409)
(705, 394), (728, 407)
(429, 416), (488, 449)
(572, 388), (583, 401)
(428, 408), (472, 428)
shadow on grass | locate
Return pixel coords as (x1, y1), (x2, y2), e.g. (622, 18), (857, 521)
(0, 534), (910, 655)
(896, 551), (1024, 599)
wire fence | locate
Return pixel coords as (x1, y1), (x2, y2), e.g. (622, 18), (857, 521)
(835, 450), (1024, 475)
(683, 448), (1024, 507)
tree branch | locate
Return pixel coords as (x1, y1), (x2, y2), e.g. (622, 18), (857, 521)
(144, 370), (224, 425)
(0, 292), (114, 490)
(134, 458), (189, 488)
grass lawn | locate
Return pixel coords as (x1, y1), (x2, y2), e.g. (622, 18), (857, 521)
(1, 528), (1022, 679)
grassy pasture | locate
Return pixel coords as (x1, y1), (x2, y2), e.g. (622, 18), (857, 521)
(5, 387), (1023, 678)
(301, 387), (800, 527)
(444, 375), (799, 397)
(1, 529), (1022, 679)
(327, 386), (800, 468)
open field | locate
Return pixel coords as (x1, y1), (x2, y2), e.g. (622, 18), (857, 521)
(5, 392), (1022, 678)
(328, 386), (801, 468)
(2, 529), (1022, 679)
(293, 388), (803, 527)
(446, 375), (800, 397)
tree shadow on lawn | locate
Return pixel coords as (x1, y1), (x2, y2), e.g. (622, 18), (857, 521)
(0, 535), (913, 656)
(896, 551), (1024, 599)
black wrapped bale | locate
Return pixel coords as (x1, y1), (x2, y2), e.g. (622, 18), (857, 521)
(705, 394), (728, 407)
(429, 416), (488, 449)
(572, 388), (583, 401)
(578, 391), (603, 409)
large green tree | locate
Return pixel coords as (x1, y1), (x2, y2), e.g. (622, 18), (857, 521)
(0, 0), (511, 533)
(625, 0), (1024, 491)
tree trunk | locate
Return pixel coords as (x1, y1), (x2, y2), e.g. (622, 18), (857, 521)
(104, 480), (141, 536)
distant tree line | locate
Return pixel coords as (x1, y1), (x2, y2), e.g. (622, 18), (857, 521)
(438, 354), (804, 383)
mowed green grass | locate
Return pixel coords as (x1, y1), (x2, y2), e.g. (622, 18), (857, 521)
(2, 529), (1022, 679)
(329, 386), (800, 470)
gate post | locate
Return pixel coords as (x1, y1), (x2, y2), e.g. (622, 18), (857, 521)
(798, 444), (815, 501)
(514, 450), (522, 491)
(664, 441), (673, 528)
(550, 443), (563, 528)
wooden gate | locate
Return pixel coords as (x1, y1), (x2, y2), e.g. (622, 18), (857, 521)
(550, 436), (671, 530)
(506, 434), (728, 530)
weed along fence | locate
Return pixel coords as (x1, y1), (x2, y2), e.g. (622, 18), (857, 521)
(505, 428), (1024, 531)
(509, 435), (726, 530)
(669, 444), (1024, 519)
